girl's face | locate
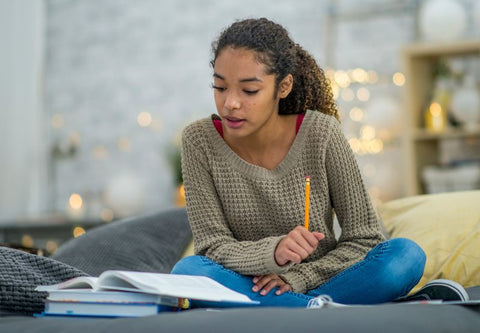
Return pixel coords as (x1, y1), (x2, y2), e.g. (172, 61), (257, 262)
(212, 47), (287, 139)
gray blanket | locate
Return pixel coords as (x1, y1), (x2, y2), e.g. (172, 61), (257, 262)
(0, 247), (86, 315)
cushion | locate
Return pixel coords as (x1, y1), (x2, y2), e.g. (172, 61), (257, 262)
(378, 190), (480, 292)
(52, 207), (192, 276)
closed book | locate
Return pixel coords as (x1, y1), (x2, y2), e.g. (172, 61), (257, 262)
(45, 289), (185, 308)
(42, 300), (179, 317)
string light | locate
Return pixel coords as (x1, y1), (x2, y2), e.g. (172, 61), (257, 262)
(361, 126), (376, 140)
(137, 111), (153, 127)
(21, 234), (34, 248)
(334, 70), (351, 88)
(351, 68), (368, 83)
(73, 227), (86, 238)
(356, 87), (370, 102)
(367, 138), (384, 154)
(69, 193), (83, 210)
(393, 72), (406, 86)
(349, 107), (365, 122)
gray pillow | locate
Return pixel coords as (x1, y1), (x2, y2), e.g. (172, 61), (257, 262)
(52, 207), (192, 276)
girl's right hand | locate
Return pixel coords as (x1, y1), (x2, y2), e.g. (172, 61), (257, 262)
(274, 226), (324, 266)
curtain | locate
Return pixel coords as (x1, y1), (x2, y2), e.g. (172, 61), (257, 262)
(0, 0), (47, 221)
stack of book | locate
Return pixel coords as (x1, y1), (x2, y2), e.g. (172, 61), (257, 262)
(35, 270), (258, 318)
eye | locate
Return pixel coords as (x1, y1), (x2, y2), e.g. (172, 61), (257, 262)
(211, 84), (226, 92)
(244, 90), (259, 95)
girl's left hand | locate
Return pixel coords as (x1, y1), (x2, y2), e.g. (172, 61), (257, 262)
(252, 274), (292, 296)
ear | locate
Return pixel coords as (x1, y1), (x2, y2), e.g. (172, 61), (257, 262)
(278, 74), (293, 99)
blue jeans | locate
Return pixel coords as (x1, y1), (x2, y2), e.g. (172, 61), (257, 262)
(171, 238), (426, 308)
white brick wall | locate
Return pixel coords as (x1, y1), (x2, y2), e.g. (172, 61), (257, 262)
(45, 0), (478, 218)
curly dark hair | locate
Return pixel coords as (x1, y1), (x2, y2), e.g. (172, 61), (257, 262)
(211, 18), (339, 120)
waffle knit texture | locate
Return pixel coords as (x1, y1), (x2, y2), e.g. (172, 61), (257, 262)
(181, 110), (385, 294)
(0, 247), (86, 315)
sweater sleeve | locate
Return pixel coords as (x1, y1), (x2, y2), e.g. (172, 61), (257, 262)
(280, 119), (385, 293)
(181, 129), (292, 276)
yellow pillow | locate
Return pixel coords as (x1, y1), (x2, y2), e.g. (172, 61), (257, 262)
(378, 190), (480, 292)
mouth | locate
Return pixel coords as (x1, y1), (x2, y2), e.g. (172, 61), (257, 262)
(224, 116), (246, 129)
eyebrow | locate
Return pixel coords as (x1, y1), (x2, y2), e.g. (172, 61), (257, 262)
(213, 72), (263, 83)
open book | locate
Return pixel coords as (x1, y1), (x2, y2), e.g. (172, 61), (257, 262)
(36, 270), (259, 305)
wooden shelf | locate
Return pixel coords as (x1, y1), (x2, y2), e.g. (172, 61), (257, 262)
(413, 127), (480, 141)
(403, 40), (480, 57)
(401, 39), (480, 196)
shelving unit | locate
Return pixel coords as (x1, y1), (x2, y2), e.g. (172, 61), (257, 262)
(402, 40), (480, 196)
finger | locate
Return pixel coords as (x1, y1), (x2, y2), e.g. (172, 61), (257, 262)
(284, 238), (311, 260)
(290, 227), (318, 251)
(275, 284), (292, 295)
(294, 226), (321, 248)
(282, 248), (303, 264)
(252, 275), (274, 292)
(313, 232), (325, 240)
(260, 279), (282, 296)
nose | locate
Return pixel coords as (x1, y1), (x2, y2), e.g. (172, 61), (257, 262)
(224, 91), (241, 111)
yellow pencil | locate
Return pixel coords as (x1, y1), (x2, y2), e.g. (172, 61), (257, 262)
(304, 176), (310, 230)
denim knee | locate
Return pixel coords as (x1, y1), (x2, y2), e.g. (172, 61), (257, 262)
(384, 238), (426, 295)
(389, 238), (426, 267)
(171, 255), (206, 275)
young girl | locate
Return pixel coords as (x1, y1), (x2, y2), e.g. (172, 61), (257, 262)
(171, 17), (430, 307)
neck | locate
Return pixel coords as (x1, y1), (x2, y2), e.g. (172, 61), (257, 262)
(225, 114), (297, 169)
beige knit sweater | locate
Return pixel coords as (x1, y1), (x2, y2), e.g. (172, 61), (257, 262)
(181, 110), (385, 294)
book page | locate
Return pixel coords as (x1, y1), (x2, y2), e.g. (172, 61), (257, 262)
(36, 276), (99, 292)
(97, 271), (258, 304)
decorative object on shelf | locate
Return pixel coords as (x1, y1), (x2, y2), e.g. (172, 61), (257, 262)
(450, 75), (480, 130)
(424, 101), (448, 133)
(424, 74), (453, 133)
(422, 164), (480, 194)
(104, 173), (145, 218)
(402, 40), (480, 195)
(418, 0), (467, 42)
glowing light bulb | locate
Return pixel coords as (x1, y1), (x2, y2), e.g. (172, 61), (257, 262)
(73, 227), (86, 238)
(357, 87), (370, 102)
(334, 70), (351, 88)
(21, 235), (34, 248)
(137, 111), (152, 127)
(393, 72), (406, 86)
(69, 193), (83, 210)
(349, 107), (364, 122)
(352, 68), (368, 83)
(361, 126), (376, 140)
(348, 138), (361, 153)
